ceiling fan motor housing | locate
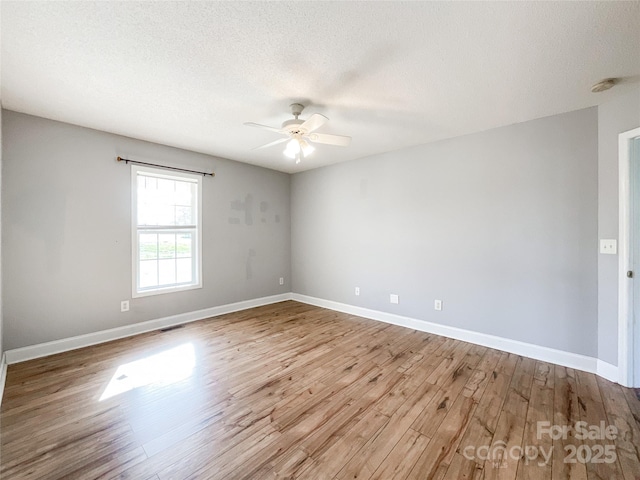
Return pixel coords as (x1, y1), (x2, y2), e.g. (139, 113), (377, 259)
(282, 118), (305, 135)
(283, 103), (306, 134)
(245, 102), (350, 153)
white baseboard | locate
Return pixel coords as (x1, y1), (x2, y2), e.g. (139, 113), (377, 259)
(2, 292), (621, 387)
(596, 359), (619, 383)
(4, 293), (293, 365)
(0, 353), (7, 407)
(291, 293), (606, 377)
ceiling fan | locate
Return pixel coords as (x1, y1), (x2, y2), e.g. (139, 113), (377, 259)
(244, 103), (351, 164)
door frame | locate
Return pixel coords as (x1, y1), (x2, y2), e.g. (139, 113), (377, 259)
(619, 127), (640, 387)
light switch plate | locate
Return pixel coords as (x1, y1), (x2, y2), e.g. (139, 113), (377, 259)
(600, 239), (617, 255)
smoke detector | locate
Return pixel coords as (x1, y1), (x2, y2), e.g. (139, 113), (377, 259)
(591, 78), (617, 93)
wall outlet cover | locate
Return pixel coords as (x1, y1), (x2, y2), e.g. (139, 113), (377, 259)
(599, 239), (617, 255)
(390, 294), (399, 304)
(121, 300), (130, 312)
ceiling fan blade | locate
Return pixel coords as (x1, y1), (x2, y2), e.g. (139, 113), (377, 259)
(244, 122), (285, 134)
(252, 138), (288, 150)
(299, 113), (328, 133)
(307, 132), (352, 147)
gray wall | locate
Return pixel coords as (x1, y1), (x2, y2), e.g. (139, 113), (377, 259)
(2, 110), (291, 350)
(4, 95), (636, 362)
(0, 106), (3, 359)
(597, 86), (640, 365)
(292, 107), (598, 357)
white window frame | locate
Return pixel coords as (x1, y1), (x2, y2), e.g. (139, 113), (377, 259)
(131, 165), (203, 298)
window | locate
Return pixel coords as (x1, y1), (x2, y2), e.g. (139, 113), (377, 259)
(132, 166), (202, 297)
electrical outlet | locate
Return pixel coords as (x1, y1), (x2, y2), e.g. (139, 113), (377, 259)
(390, 294), (399, 304)
(121, 300), (130, 312)
(599, 239), (617, 255)
(434, 299), (443, 311)
(279, 277), (284, 285)
(355, 287), (360, 296)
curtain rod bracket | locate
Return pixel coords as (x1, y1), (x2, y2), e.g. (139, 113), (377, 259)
(117, 156), (214, 177)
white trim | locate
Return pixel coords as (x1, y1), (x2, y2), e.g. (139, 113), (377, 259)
(2, 293), (621, 385)
(292, 294), (600, 375)
(0, 354), (7, 407)
(619, 127), (640, 387)
(596, 359), (619, 383)
(4, 294), (292, 365)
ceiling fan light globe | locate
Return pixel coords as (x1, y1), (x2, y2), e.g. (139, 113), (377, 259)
(301, 142), (315, 157)
(286, 139), (300, 152)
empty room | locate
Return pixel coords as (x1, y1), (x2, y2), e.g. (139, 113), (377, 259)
(1, 1), (640, 479)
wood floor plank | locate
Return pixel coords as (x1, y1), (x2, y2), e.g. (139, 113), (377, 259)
(291, 408), (390, 479)
(574, 370), (626, 480)
(403, 350), (501, 480)
(117, 415), (274, 479)
(162, 423), (281, 480)
(482, 356), (535, 480)
(620, 387), (640, 432)
(411, 344), (486, 438)
(552, 366), (588, 480)
(513, 361), (555, 480)
(334, 374), (441, 480)
(595, 375), (640, 480)
(442, 349), (507, 480)
(369, 428), (431, 480)
(2, 301), (638, 480)
(406, 395), (478, 480)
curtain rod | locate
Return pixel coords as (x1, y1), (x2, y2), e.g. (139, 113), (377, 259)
(117, 156), (215, 177)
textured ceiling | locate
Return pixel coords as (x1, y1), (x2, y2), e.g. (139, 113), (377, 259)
(1, 1), (639, 173)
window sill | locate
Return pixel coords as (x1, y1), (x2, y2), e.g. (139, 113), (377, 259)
(132, 283), (202, 299)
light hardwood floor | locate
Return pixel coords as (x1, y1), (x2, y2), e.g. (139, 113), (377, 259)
(1, 301), (639, 479)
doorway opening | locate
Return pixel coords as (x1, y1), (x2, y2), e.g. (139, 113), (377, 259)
(619, 127), (640, 387)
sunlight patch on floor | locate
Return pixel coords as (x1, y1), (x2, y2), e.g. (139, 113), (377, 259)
(99, 342), (196, 401)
